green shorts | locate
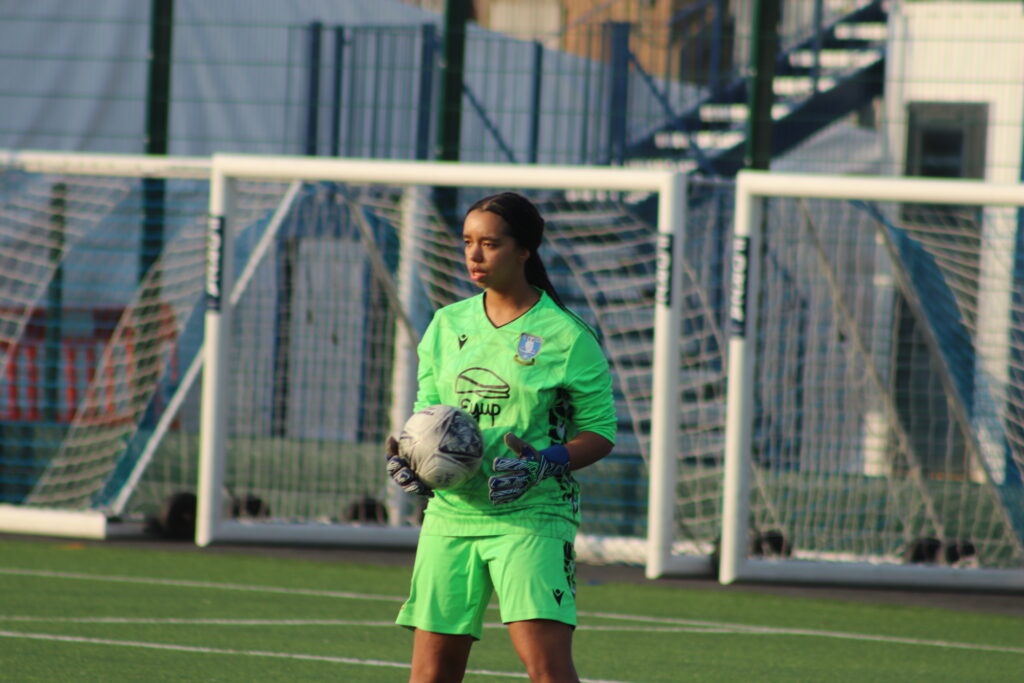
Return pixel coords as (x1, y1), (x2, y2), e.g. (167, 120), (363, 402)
(395, 533), (577, 640)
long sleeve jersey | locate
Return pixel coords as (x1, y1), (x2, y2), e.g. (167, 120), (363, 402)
(414, 289), (617, 539)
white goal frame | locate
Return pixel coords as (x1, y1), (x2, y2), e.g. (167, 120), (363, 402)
(720, 170), (1024, 592)
(197, 153), (702, 576)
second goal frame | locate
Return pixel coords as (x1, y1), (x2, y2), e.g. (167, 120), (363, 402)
(721, 170), (1024, 591)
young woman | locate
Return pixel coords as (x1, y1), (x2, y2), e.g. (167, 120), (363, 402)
(386, 191), (616, 683)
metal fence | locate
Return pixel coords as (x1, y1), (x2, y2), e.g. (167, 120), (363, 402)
(2, 0), (971, 175)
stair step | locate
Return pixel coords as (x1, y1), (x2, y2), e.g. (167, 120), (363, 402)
(789, 48), (883, 70)
(654, 129), (744, 151)
(834, 21), (887, 42)
(699, 102), (792, 123)
(773, 75), (837, 96)
(624, 157), (699, 173)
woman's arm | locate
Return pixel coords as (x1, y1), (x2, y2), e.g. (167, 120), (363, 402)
(564, 431), (614, 471)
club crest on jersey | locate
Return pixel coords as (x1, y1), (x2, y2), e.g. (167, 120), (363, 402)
(515, 333), (543, 365)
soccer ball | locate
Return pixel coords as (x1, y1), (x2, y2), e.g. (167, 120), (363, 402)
(398, 404), (483, 490)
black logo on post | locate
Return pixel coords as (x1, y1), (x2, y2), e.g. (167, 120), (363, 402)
(206, 215), (225, 312)
(655, 233), (673, 307)
(729, 236), (750, 337)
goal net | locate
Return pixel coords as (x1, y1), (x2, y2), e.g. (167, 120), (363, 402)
(720, 171), (1024, 590)
(195, 154), (720, 569)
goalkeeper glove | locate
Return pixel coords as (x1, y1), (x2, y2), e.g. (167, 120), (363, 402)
(488, 433), (570, 505)
(385, 436), (434, 498)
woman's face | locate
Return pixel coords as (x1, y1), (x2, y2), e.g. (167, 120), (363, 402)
(463, 209), (530, 291)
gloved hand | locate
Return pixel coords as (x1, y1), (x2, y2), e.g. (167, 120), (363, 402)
(488, 433), (570, 505)
(385, 436), (433, 497)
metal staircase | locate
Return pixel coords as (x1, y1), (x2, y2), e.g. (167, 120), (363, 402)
(628, 0), (887, 176)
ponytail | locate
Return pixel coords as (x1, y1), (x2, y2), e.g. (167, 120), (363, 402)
(525, 251), (564, 308)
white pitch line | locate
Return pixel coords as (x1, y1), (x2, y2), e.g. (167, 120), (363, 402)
(721, 625), (1024, 655)
(579, 610), (1024, 655)
(0, 616), (741, 634)
(0, 629), (408, 669)
(0, 567), (404, 603)
(4, 566), (1022, 655)
(580, 609), (766, 631)
(0, 617), (400, 627)
(0, 630), (632, 683)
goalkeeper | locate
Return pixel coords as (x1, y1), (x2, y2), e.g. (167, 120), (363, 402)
(386, 191), (616, 682)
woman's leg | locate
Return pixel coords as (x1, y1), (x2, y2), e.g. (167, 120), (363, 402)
(507, 619), (579, 683)
(398, 535), (492, 681)
(409, 629), (475, 683)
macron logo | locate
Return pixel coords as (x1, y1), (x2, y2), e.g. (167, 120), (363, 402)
(552, 589), (564, 606)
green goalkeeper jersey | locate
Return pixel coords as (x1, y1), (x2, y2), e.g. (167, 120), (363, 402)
(414, 289), (617, 539)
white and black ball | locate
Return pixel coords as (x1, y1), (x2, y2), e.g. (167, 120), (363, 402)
(399, 404), (483, 490)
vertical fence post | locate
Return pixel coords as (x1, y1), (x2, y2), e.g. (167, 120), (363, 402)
(45, 183), (66, 422)
(143, 0), (173, 281)
(744, 0), (780, 171)
(330, 26), (345, 157)
(606, 22), (631, 166)
(527, 41), (544, 164)
(436, 0), (469, 221)
(811, 0), (824, 94)
(437, 0), (469, 163)
(578, 29), (594, 164)
(304, 21), (323, 156)
(145, 0), (174, 160)
(710, 0), (726, 96)
(415, 24), (437, 161)
(141, 0), (174, 432)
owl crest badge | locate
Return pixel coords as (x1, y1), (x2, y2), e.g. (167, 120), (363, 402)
(515, 333), (543, 365)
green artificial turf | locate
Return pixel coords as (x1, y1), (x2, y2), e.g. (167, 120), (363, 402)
(1, 537), (1021, 682)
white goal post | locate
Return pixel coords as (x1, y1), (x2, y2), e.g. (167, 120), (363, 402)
(196, 153), (706, 575)
(721, 170), (1024, 591)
